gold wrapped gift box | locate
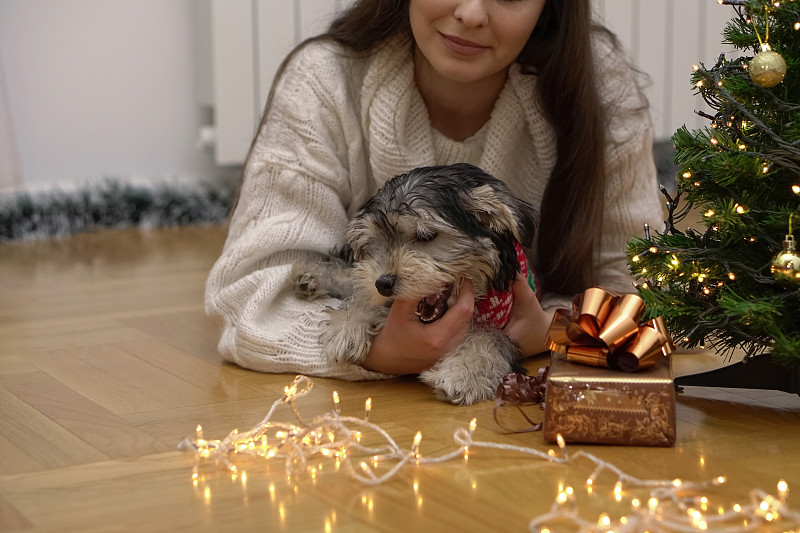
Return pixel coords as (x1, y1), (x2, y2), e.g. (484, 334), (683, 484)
(543, 351), (676, 447)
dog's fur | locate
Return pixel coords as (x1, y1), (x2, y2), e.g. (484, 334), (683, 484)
(292, 163), (538, 405)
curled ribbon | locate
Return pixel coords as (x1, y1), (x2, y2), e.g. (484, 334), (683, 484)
(546, 287), (674, 372)
(493, 367), (548, 433)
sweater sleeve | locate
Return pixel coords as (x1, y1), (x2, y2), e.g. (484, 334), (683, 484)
(592, 35), (666, 296)
(204, 43), (392, 381)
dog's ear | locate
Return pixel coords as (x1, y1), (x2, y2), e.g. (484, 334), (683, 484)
(463, 185), (535, 244)
(345, 215), (369, 262)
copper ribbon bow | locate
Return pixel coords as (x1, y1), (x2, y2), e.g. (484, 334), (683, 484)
(546, 287), (674, 372)
(493, 367), (548, 433)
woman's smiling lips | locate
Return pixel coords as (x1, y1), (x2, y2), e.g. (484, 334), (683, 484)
(439, 33), (489, 56)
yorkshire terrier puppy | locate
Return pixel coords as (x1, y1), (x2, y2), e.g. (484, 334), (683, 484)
(292, 163), (538, 405)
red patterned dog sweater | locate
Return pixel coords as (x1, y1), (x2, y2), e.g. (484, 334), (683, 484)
(474, 242), (539, 329)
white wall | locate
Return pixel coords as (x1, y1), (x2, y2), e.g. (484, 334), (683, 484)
(596, 0), (736, 141)
(0, 46), (22, 194)
(0, 0), (224, 192)
(209, 0), (355, 165)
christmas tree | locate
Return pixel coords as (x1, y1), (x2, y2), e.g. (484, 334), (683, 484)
(626, 0), (800, 371)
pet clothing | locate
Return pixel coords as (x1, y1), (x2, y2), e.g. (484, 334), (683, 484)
(474, 242), (540, 330)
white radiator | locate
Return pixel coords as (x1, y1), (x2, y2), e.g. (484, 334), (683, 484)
(206, 0), (735, 165)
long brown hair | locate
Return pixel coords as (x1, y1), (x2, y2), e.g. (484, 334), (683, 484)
(244, 0), (626, 296)
(518, 1), (608, 295)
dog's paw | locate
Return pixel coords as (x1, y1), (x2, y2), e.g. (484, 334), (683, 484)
(320, 303), (384, 365)
(439, 377), (495, 405)
(419, 332), (515, 405)
(420, 366), (496, 406)
(291, 258), (354, 300)
(293, 270), (320, 300)
(321, 326), (369, 365)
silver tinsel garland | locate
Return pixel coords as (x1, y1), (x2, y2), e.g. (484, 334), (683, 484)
(0, 177), (236, 241)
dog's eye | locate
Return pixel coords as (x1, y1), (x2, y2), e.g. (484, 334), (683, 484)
(353, 244), (370, 260)
(417, 230), (437, 243)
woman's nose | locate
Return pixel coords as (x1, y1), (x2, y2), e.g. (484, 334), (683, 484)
(453, 0), (489, 28)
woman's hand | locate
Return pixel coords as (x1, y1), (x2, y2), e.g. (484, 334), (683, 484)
(504, 274), (555, 358)
(362, 279), (476, 374)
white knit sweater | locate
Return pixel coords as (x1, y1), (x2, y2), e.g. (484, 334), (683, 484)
(205, 35), (664, 380)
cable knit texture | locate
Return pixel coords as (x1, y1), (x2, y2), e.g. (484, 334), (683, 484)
(205, 34), (664, 380)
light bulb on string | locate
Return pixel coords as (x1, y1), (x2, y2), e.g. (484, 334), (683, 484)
(179, 375), (800, 531)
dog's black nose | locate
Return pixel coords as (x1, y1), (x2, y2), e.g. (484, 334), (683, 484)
(375, 274), (396, 297)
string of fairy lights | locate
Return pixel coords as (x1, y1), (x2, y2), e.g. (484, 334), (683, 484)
(178, 375), (798, 532)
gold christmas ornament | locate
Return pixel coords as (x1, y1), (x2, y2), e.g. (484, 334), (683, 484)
(770, 234), (800, 283)
(750, 44), (787, 88)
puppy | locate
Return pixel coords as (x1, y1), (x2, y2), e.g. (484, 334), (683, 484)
(292, 163), (538, 405)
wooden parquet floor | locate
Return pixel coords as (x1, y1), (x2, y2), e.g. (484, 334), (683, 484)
(1, 226), (798, 532)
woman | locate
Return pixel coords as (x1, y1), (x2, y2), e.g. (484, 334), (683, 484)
(205, 0), (663, 379)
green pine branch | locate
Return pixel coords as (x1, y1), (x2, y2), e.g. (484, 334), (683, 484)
(626, 0), (800, 366)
